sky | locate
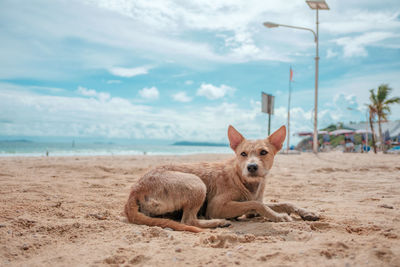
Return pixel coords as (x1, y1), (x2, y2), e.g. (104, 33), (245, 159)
(0, 0), (400, 145)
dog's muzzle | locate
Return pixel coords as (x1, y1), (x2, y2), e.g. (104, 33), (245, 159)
(247, 163), (258, 173)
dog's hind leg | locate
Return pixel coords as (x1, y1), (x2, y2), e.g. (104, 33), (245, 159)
(179, 176), (231, 228)
(265, 203), (319, 221)
(182, 202), (231, 228)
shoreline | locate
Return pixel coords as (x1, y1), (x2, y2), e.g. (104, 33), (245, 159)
(0, 152), (234, 159)
(0, 149), (390, 159)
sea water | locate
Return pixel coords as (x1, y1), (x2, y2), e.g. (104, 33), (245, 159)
(0, 140), (232, 157)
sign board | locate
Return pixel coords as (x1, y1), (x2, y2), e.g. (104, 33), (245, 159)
(261, 92), (274, 115)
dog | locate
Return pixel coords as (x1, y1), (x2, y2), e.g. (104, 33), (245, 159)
(124, 125), (319, 232)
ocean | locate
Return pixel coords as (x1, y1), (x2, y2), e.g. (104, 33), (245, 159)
(0, 140), (232, 157)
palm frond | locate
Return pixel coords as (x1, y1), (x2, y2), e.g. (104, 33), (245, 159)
(377, 84), (391, 103)
(384, 97), (400, 105)
(369, 89), (377, 105)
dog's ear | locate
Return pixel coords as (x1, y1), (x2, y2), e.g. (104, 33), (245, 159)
(228, 125), (245, 151)
(267, 125), (286, 153)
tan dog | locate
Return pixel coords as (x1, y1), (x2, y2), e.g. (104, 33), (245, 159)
(125, 125), (319, 232)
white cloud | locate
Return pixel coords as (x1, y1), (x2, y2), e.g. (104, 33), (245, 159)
(185, 80), (193, 85)
(326, 49), (338, 59)
(1, 80), (398, 144)
(196, 83), (235, 100)
(335, 32), (397, 58)
(320, 68), (400, 111)
(0, 83), (261, 141)
(109, 66), (152, 77)
(2, 0), (400, 81)
(77, 86), (110, 102)
(323, 8), (400, 35)
(0, 1), (229, 80)
(106, 80), (122, 84)
(139, 87), (159, 100)
(172, 91), (192, 102)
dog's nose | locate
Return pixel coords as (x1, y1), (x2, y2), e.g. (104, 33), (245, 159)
(247, 163), (258, 173)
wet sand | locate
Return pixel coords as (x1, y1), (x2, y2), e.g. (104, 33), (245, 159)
(0, 152), (399, 266)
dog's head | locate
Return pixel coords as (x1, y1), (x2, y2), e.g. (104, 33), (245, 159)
(228, 125), (286, 179)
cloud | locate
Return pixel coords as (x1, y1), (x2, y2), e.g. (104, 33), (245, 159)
(139, 87), (159, 100)
(270, 92), (368, 146)
(196, 83), (235, 100)
(326, 49), (338, 59)
(1, 81), (397, 145)
(0, 82), (275, 142)
(185, 80), (193, 85)
(323, 8), (400, 35)
(0, 83), (260, 141)
(77, 86), (110, 102)
(320, 68), (400, 112)
(0, 0), (228, 80)
(172, 91), (192, 102)
(106, 80), (122, 84)
(335, 32), (397, 58)
(109, 66), (152, 77)
(2, 0), (400, 81)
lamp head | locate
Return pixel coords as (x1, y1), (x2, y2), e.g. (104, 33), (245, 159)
(263, 22), (279, 28)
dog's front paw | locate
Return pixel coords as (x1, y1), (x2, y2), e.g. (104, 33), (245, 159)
(299, 211), (319, 221)
(272, 213), (293, 222)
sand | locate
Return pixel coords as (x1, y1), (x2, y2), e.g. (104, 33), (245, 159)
(0, 152), (399, 266)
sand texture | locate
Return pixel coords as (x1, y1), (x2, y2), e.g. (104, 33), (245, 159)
(1, 152), (400, 266)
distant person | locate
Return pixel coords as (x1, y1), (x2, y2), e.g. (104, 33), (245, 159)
(344, 134), (354, 152)
(384, 130), (391, 147)
(361, 133), (367, 153)
(322, 134), (330, 151)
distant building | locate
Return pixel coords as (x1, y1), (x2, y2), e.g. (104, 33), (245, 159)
(344, 120), (400, 139)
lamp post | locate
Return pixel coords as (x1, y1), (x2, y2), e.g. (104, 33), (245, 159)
(263, 0), (329, 154)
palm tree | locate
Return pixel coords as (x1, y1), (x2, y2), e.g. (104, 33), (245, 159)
(367, 104), (377, 153)
(368, 84), (400, 151)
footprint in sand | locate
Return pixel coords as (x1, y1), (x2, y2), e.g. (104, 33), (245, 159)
(103, 248), (150, 265)
(200, 233), (256, 248)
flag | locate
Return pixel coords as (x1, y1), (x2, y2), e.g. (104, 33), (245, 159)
(290, 67), (293, 82)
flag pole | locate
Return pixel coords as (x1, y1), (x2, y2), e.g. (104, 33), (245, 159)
(287, 67), (292, 153)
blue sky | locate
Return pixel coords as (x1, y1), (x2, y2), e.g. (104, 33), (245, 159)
(1, 0), (399, 144)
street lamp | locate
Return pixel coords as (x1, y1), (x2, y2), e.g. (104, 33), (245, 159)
(263, 0), (329, 154)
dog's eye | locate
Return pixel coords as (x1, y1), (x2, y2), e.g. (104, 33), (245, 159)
(240, 152), (247, 157)
(260, 150), (268, 156)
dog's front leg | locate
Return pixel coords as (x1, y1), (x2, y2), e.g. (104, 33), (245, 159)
(207, 199), (292, 222)
(265, 203), (319, 221)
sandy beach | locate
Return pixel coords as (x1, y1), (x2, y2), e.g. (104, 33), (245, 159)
(1, 152), (399, 266)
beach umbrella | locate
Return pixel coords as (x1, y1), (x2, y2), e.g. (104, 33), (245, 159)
(329, 129), (355, 136)
(296, 130), (328, 136)
(296, 131), (313, 136)
(355, 129), (372, 134)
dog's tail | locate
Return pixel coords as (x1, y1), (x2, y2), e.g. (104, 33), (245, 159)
(124, 192), (202, 233)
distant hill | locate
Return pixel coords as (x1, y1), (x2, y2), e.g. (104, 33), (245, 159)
(0, 139), (33, 143)
(172, 141), (228, 147)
